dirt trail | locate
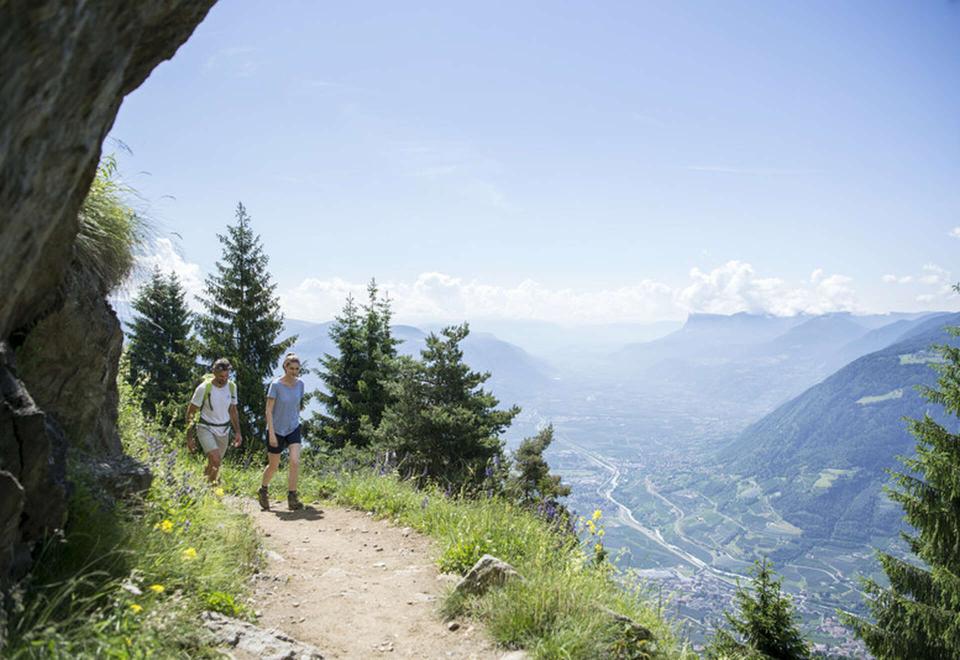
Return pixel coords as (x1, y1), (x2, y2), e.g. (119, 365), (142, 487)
(239, 498), (506, 659)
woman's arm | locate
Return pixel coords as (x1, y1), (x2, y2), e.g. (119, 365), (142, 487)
(265, 396), (278, 447)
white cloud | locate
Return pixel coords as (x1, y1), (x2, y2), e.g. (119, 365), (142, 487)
(280, 262), (861, 324)
(882, 264), (955, 305)
(881, 274), (913, 284)
(949, 227), (960, 239)
(281, 272), (678, 324)
(675, 261), (857, 317)
(134, 238), (206, 308)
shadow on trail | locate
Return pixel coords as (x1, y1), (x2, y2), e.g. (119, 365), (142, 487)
(272, 506), (324, 522)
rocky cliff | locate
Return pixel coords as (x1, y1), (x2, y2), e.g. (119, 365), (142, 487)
(0, 1), (216, 586)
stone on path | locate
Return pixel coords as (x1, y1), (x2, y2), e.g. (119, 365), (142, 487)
(201, 610), (324, 659)
(453, 555), (522, 598)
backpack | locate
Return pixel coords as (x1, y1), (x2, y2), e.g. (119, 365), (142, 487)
(199, 374), (237, 412)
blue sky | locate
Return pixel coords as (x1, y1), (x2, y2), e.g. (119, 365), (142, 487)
(114, 1), (960, 324)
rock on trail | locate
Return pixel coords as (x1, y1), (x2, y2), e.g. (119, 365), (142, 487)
(239, 499), (506, 659)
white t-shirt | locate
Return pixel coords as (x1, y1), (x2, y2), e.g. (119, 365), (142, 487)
(191, 380), (238, 429)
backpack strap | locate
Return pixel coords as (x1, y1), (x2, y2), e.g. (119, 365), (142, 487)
(202, 378), (236, 411)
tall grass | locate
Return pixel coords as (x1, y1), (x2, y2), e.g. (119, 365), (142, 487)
(70, 155), (145, 296)
(0, 376), (259, 658)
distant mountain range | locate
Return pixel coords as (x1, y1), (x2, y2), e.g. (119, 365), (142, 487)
(719, 312), (960, 548)
(282, 319), (556, 407)
(600, 311), (945, 422)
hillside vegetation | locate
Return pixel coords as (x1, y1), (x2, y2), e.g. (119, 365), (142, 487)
(722, 312), (960, 545)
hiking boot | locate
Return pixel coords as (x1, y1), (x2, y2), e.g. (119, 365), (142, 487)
(257, 486), (270, 511)
(287, 491), (304, 511)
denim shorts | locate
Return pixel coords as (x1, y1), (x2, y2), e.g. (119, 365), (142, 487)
(267, 425), (301, 455)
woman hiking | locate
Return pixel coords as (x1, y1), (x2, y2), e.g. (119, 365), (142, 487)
(258, 353), (306, 511)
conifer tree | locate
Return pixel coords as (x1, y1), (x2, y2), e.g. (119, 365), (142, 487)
(311, 281), (399, 448)
(508, 425), (571, 515)
(374, 323), (520, 490)
(312, 295), (364, 448)
(196, 202), (294, 447)
(843, 322), (960, 659)
(358, 280), (400, 432)
(707, 558), (810, 660)
(126, 267), (197, 420)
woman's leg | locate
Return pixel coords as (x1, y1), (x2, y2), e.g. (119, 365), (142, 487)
(261, 452), (280, 487)
(287, 443), (300, 492)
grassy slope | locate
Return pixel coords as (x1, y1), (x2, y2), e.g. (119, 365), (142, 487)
(226, 460), (693, 659)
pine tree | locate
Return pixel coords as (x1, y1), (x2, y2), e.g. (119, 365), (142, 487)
(375, 323), (520, 491)
(312, 281), (399, 448)
(707, 558), (810, 660)
(126, 267), (197, 420)
(312, 295), (364, 448)
(358, 280), (400, 433)
(508, 425), (571, 515)
(196, 202), (294, 447)
(843, 323), (960, 658)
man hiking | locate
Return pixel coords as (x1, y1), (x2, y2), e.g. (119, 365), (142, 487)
(186, 358), (242, 482)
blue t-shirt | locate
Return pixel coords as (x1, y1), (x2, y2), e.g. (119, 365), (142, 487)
(266, 378), (304, 437)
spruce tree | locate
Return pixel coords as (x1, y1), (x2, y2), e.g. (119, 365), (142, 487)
(196, 202), (294, 448)
(358, 280), (400, 432)
(312, 295), (364, 448)
(707, 559), (810, 660)
(312, 281), (399, 448)
(126, 267), (196, 420)
(375, 323), (520, 491)
(843, 323), (960, 658)
(508, 424), (571, 514)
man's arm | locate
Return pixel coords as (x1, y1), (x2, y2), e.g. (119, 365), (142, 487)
(229, 403), (242, 447)
(185, 402), (199, 451)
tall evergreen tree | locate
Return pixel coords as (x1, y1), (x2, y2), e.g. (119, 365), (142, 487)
(196, 202), (294, 447)
(843, 322), (960, 658)
(507, 425), (571, 513)
(126, 267), (196, 420)
(707, 559), (810, 660)
(312, 295), (364, 448)
(374, 323), (520, 490)
(312, 281), (399, 448)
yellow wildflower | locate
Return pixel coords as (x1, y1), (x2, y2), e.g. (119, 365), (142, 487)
(586, 520), (596, 534)
(149, 584), (164, 594)
(592, 509), (602, 521)
(154, 519), (174, 534)
(214, 487), (225, 498)
(129, 603), (143, 614)
(598, 529), (605, 537)
(594, 542), (604, 554)
(182, 547), (198, 560)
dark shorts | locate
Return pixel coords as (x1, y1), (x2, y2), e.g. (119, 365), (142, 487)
(267, 425), (302, 455)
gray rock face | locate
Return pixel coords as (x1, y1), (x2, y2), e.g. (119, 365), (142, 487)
(17, 292), (124, 454)
(0, 343), (68, 585)
(201, 611), (325, 660)
(453, 554), (522, 598)
(0, 1), (215, 585)
(0, 1), (216, 340)
(74, 452), (153, 504)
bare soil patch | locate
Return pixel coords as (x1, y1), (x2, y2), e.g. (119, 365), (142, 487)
(240, 498), (504, 659)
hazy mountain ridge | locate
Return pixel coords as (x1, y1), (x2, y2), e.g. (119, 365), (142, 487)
(283, 319), (555, 407)
(719, 312), (960, 545)
(599, 311), (947, 422)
